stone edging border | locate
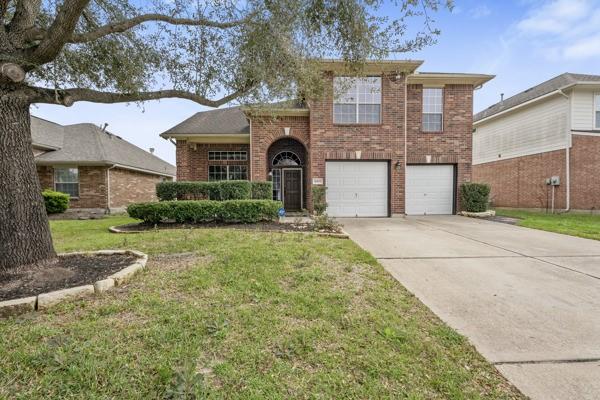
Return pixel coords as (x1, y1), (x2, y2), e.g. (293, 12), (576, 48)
(0, 250), (148, 319)
(459, 210), (496, 218)
(108, 225), (349, 239)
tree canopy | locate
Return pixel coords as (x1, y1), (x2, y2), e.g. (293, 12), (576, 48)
(1, 0), (452, 107)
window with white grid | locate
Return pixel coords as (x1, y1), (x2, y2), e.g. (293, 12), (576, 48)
(208, 165), (247, 181)
(333, 77), (381, 124)
(54, 167), (79, 198)
(208, 151), (247, 161)
(422, 88), (443, 132)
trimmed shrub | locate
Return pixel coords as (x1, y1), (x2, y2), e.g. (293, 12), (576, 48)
(127, 200), (282, 224)
(220, 200), (282, 223)
(156, 181), (272, 201)
(42, 189), (69, 214)
(156, 181), (212, 201)
(460, 183), (491, 212)
(312, 186), (327, 215)
(217, 180), (252, 201)
(251, 181), (273, 200)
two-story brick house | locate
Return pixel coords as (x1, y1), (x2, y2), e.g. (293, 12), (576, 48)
(473, 73), (600, 211)
(161, 60), (493, 216)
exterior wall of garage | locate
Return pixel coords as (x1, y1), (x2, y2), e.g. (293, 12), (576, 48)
(473, 134), (600, 211)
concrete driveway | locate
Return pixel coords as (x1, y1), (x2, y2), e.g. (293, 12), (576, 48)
(341, 216), (600, 400)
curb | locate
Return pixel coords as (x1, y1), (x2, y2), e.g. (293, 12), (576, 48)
(0, 250), (148, 319)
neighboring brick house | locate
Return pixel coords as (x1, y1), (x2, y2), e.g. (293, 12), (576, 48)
(32, 116), (175, 212)
(473, 73), (600, 211)
(161, 60), (492, 216)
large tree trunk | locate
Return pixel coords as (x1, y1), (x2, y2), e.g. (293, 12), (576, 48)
(0, 91), (56, 271)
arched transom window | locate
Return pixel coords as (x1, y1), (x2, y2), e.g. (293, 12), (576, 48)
(272, 151), (302, 167)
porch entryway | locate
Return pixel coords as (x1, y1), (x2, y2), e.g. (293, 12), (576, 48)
(267, 138), (306, 212)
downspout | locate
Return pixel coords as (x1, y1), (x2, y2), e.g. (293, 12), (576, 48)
(558, 89), (571, 212)
(106, 164), (117, 214)
(404, 72), (409, 216)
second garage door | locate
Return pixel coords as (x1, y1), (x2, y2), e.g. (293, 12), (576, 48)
(326, 161), (388, 217)
(406, 165), (455, 215)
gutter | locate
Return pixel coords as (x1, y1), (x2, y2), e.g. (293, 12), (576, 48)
(558, 89), (571, 212)
(404, 72), (409, 215)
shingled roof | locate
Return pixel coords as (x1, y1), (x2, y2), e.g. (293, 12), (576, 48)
(32, 116), (175, 177)
(475, 73), (600, 122)
(160, 101), (307, 137)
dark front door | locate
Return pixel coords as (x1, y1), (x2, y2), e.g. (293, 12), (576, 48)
(283, 169), (302, 211)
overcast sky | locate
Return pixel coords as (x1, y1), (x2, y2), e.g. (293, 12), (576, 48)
(32, 0), (600, 165)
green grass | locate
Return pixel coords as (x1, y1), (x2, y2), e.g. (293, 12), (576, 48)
(495, 209), (600, 241)
(0, 217), (522, 399)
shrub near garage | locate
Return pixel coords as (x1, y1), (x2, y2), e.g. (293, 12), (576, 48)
(42, 189), (69, 214)
(127, 200), (282, 224)
(460, 183), (491, 212)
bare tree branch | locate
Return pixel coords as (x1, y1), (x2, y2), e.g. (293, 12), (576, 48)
(69, 12), (257, 43)
(29, 0), (90, 65)
(26, 84), (255, 108)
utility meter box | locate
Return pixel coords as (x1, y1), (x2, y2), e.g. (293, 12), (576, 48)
(550, 176), (560, 186)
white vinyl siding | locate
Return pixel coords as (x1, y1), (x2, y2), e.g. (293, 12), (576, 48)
(473, 95), (569, 165)
(571, 88), (597, 131)
(595, 93), (600, 129)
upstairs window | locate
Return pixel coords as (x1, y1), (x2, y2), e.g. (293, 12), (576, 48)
(54, 167), (79, 198)
(422, 88), (444, 132)
(595, 93), (600, 129)
(333, 77), (381, 124)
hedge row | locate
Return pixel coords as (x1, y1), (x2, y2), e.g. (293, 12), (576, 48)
(127, 200), (282, 224)
(42, 189), (70, 214)
(460, 182), (491, 212)
(156, 181), (272, 201)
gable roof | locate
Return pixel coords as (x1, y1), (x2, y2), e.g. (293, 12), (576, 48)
(32, 116), (175, 177)
(160, 100), (308, 137)
(475, 73), (600, 123)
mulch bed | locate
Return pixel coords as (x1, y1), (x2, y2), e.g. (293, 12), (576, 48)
(0, 253), (137, 301)
(112, 221), (332, 233)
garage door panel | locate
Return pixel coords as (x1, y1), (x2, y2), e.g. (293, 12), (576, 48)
(406, 165), (454, 215)
(326, 161), (388, 217)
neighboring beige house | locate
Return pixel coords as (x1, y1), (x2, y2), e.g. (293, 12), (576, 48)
(32, 116), (175, 212)
(473, 73), (600, 211)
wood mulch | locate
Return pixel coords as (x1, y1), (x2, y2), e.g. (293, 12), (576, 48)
(0, 253), (137, 301)
(111, 221), (329, 233)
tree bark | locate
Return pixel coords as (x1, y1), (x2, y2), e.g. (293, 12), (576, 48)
(0, 91), (56, 272)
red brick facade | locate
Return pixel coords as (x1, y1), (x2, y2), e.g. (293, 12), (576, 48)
(472, 135), (600, 210)
(36, 165), (171, 210)
(176, 73), (476, 214)
(176, 142), (250, 181)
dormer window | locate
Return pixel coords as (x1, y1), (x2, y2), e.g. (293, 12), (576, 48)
(333, 77), (381, 124)
(422, 88), (444, 132)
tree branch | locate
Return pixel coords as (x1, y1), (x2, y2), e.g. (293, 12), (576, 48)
(69, 12), (256, 43)
(29, 0), (90, 65)
(26, 84), (255, 108)
(7, 0), (41, 34)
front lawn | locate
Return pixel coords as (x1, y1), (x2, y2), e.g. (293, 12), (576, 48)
(495, 209), (600, 241)
(0, 217), (522, 399)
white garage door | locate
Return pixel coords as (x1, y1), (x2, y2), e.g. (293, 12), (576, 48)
(326, 161), (388, 217)
(406, 165), (455, 215)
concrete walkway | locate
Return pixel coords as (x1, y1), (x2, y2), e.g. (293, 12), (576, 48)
(340, 216), (600, 400)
